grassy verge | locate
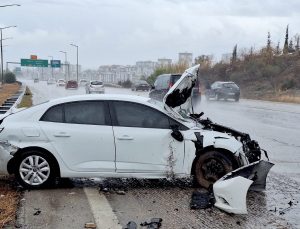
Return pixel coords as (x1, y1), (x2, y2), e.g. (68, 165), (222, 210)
(0, 83), (20, 106)
(0, 177), (20, 228)
(0, 87), (32, 228)
(17, 87), (33, 108)
(241, 89), (300, 104)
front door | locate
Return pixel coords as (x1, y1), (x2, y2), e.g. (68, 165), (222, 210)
(110, 101), (184, 174)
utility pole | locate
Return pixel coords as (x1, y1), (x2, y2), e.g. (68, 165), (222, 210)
(48, 55), (54, 79)
(70, 43), (79, 82)
(0, 26), (17, 84)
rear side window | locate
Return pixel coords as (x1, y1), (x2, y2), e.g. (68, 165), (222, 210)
(40, 104), (63, 123)
(112, 101), (169, 129)
(161, 75), (170, 89)
(41, 101), (107, 125)
(170, 75), (181, 85)
(155, 74), (170, 90)
(65, 101), (106, 125)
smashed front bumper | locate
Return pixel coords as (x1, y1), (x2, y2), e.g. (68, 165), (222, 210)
(0, 141), (18, 175)
(213, 160), (274, 214)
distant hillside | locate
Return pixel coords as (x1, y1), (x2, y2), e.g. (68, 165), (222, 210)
(199, 52), (300, 103)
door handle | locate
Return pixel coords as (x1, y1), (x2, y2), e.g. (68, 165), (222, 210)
(117, 135), (134, 140)
(54, 132), (70, 137)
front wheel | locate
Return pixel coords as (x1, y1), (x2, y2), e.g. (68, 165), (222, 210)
(194, 151), (233, 189)
(15, 151), (56, 189)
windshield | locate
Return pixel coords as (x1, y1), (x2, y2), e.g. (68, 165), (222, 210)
(223, 83), (239, 89)
(91, 81), (103, 85)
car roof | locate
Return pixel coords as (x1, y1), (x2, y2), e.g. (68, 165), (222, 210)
(157, 73), (181, 78)
(48, 94), (150, 105)
(214, 81), (236, 84)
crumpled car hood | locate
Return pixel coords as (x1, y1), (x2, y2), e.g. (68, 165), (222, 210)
(163, 64), (199, 115)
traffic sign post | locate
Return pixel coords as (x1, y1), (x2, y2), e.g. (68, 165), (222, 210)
(21, 59), (48, 67)
(50, 60), (61, 68)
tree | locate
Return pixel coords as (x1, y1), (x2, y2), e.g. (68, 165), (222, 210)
(231, 44), (237, 64)
(275, 42), (281, 55)
(283, 25), (289, 54)
(288, 40), (295, 53)
(4, 71), (16, 83)
(295, 35), (300, 53)
(194, 55), (213, 69)
(147, 62), (189, 85)
(267, 32), (271, 50)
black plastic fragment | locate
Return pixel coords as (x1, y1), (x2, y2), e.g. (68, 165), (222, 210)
(33, 210), (41, 216)
(140, 218), (162, 228)
(170, 125), (183, 142)
(190, 190), (215, 209)
(123, 221), (137, 229)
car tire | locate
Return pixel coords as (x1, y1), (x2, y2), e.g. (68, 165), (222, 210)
(216, 93), (221, 101)
(15, 150), (56, 189)
(235, 96), (240, 102)
(194, 150), (233, 189)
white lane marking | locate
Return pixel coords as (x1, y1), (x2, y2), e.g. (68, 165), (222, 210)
(84, 187), (122, 229)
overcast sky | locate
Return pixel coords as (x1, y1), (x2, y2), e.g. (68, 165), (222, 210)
(1, 0), (300, 69)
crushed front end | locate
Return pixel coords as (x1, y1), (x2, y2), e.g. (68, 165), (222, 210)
(197, 117), (268, 164)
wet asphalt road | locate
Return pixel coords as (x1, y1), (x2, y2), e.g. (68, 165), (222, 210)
(16, 79), (300, 228)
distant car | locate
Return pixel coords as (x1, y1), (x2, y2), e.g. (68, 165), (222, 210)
(86, 81), (105, 94)
(65, 80), (78, 90)
(205, 81), (240, 102)
(47, 78), (56, 85)
(149, 73), (201, 101)
(79, 79), (88, 86)
(131, 80), (150, 91)
(56, 79), (66, 87)
(33, 78), (39, 83)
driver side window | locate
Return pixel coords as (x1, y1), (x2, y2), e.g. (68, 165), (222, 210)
(112, 101), (170, 129)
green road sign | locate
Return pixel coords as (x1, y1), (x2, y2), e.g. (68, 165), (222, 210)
(21, 59), (48, 67)
(51, 60), (61, 68)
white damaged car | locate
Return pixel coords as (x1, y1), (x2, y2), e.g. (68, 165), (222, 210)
(0, 65), (273, 214)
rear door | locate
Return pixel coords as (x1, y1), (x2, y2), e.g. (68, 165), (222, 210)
(110, 101), (185, 174)
(39, 101), (116, 172)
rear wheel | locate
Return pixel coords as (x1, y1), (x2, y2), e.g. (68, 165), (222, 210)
(216, 93), (221, 101)
(194, 151), (233, 189)
(15, 150), (56, 189)
(235, 96), (240, 102)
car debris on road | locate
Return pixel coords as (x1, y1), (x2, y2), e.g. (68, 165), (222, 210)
(123, 218), (163, 229)
(84, 222), (97, 228)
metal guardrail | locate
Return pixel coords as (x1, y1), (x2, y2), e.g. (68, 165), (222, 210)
(0, 84), (26, 115)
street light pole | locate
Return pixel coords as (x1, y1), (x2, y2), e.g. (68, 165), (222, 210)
(48, 55), (54, 79)
(70, 43), (79, 82)
(0, 4), (21, 7)
(59, 51), (68, 81)
(0, 25), (17, 84)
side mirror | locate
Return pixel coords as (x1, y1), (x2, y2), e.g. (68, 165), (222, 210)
(170, 125), (183, 142)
